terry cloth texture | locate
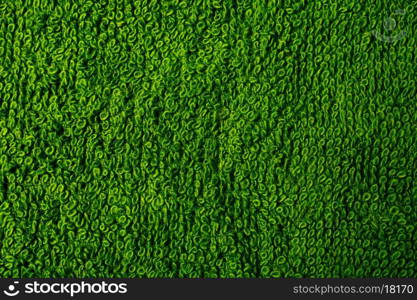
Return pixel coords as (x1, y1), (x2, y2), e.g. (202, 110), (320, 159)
(0, 0), (416, 277)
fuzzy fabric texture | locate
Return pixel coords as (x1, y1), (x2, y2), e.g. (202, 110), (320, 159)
(0, 0), (416, 277)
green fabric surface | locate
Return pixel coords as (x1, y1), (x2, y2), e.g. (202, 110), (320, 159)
(0, 0), (416, 277)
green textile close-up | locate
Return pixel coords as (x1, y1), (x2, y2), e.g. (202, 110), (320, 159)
(0, 0), (416, 278)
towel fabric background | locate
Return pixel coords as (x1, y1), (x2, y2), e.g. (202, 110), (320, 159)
(0, 0), (416, 277)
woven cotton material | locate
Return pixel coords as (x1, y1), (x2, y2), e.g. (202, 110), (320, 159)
(0, 0), (416, 277)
